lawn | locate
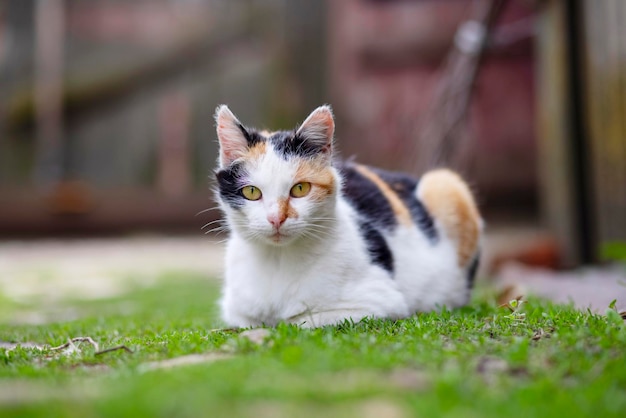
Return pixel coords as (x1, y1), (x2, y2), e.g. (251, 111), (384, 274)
(1, 272), (626, 418)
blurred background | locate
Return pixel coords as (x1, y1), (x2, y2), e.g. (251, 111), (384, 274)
(1, 0), (625, 308)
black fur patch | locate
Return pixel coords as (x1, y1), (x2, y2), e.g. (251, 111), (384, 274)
(467, 253), (480, 289)
(358, 219), (394, 274)
(238, 124), (265, 147)
(215, 162), (247, 209)
(371, 168), (438, 243)
(339, 164), (397, 230)
(269, 130), (326, 159)
(339, 163), (395, 274)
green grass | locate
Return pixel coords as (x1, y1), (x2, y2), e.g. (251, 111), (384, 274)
(1, 274), (626, 418)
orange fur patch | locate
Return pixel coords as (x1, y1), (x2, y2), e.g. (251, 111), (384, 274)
(278, 197), (298, 221)
(246, 141), (267, 161)
(295, 160), (336, 201)
(418, 169), (480, 267)
(354, 165), (413, 226)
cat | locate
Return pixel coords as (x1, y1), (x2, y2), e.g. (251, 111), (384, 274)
(214, 104), (482, 328)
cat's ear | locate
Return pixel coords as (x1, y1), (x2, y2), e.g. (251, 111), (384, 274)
(295, 105), (335, 157)
(215, 105), (249, 167)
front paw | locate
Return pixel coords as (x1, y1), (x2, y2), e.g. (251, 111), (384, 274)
(288, 310), (368, 328)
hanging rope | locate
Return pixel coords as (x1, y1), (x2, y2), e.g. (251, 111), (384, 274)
(413, 0), (509, 171)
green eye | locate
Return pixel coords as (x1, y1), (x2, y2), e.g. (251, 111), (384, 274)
(290, 182), (311, 198)
(241, 185), (262, 201)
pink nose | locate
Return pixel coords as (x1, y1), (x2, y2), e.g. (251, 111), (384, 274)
(267, 214), (286, 229)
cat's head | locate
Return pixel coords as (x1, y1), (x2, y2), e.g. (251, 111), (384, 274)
(214, 105), (338, 246)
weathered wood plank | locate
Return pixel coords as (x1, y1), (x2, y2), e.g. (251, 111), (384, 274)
(582, 0), (626, 252)
(536, 0), (582, 265)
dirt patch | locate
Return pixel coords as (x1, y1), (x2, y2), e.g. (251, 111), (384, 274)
(246, 398), (409, 418)
(0, 237), (224, 304)
(0, 380), (99, 405)
(497, 262), (626, 312)
(0, 341), (43, 351)
(240, 328), (271, 345)
(139, 352), (234, 371)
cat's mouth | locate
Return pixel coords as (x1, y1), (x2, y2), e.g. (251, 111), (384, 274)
(268, 229), (296, 245)
(271, 231), (284, 243)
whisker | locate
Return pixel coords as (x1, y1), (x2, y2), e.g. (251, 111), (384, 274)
(206, 225), (231, 235)
(211, 237), (231, 244)
(195, 206), (222, 217)
(206, 228), (227, 235)
(201, 219), (225, 230)
(300, 228), (334, 240)
(305, 225), (335, 234)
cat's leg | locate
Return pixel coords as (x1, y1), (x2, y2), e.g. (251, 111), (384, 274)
(417, 169), (482, 269)
(220, 295), (265, 328)
(221, 309), (260, 328)
(287, 309), (375, 328)
(292, 302), (413, 327)
(287, 283), (410, 328)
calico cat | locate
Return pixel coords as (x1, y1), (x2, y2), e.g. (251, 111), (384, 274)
(214, 104), (482, 328)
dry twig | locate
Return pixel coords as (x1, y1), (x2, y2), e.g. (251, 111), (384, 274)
(208, 328), (239, 333)
(95, 345), (133, 356)
(48, 337), (99, 352)
(48, 337), (133, 356)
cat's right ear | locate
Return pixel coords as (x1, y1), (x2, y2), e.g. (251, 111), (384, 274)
(215, 105), (249, 167)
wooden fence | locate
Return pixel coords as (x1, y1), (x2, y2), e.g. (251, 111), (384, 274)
(538, 0), (626, 264)
(582, 0), (626, 251)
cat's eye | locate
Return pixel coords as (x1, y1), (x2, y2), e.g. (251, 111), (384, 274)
(290, 182), (311, 198)
(241, 185), (262, 201)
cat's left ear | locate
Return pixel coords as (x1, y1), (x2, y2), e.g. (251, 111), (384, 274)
(295, 105), (335, 157)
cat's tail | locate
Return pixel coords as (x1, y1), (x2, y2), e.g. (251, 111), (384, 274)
(416, 169), (482, 272)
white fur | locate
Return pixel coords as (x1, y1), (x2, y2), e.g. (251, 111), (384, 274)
(216, 107), (476, 328)
(218, 159), (473, 328)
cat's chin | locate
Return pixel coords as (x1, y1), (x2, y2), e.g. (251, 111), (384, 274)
(247, 230), (303, 247)
(264, 231), (297, 246)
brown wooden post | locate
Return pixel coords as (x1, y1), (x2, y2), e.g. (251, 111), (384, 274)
(581, 0), (626, 255)
(34, 0), (65, 186)
(536, 0), (583, 266)
(158, 92), (191, 198)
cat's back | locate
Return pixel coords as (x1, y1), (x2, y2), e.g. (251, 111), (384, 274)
(338, 162), (481, 309)
(338, 162), (437, 241)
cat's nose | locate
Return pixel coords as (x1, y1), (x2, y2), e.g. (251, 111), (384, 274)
(267, 213), (286, 229)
